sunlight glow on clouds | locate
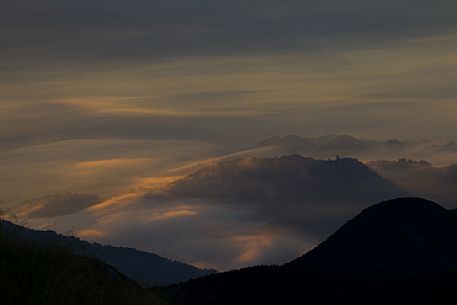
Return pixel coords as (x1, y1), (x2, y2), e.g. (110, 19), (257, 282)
(76, 229), (106, 239)
(0, 139), (221, 204)
(74, 158), (151, 170)
(2, 0), (457, 270)
(7, 192), (313, 271)
(143, 207), (198, 223)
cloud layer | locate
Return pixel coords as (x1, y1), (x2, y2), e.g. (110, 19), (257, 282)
(7, 154), (457, 271)
(5, 155), (407, 271)
(2, 0), (457, 61)
(3, 0), (457, 272)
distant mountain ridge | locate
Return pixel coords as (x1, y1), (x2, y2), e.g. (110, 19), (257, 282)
(368, 159), (457, 208)
(169, 155), (404, 204)
(224, 134), (457, 166)
(164, 155), (405, 237)
(0, 220), (215, 287)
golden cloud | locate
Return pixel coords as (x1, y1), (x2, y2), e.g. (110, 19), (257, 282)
(143, 207), (198, 222)
(76, 229), (106, 239)
(232, 234), (275, 264)
(74, 158), (151, 170)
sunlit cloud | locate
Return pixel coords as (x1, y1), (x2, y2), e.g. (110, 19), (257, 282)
(129, 176), (183, 191)
(0, 139), (220, 204)
(14, 203), (44, 219)
(2, 0), (457, 272)
(76, 229), (106, 239)
(232, 234), (275, 264)
(74, 158), (151, 171)
(143, 207), (198, 223)
(11, 193), (312, 270)
(88, 193), (146, 213)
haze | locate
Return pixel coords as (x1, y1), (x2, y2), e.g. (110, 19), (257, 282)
(2, 0), (457, 270)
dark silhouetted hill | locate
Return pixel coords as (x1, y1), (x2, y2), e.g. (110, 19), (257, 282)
(287, 198), (457, 279)
(0, 223), (172, 305)
(0, 221), (214, 287)
(169, 198), (457, 305)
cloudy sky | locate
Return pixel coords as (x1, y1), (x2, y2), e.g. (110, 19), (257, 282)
(2, 0), (457, 270)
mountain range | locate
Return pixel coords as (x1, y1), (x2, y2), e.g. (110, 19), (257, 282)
(169, 155), (404, 204)
(162, 155), (406, 237)
(225, 134), (457, 166)
(3, 197), (457, 304)
(0, 222), (170, 305)
(6, 151), (457, 272)
(0, 220), (214, 287)
(368, 159), (457, 207)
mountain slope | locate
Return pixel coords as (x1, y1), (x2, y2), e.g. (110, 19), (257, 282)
(166, 156), (405, 237)
(170, 198), (457, 305)
(0, 221), (214, 287)
(287, 197), (457, 279)
(0, 224), (172, 305)
(169, 156), (404, 204)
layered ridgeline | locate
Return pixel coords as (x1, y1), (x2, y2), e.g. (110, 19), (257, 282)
(169, 156), (404, 204)
(166, 156), (406, 236)
(0, 223), (172, 305)
(225, 134), (457, 165)
(368, 159), (457, 208)
(4, 198), (457, 304)
(170, 198), (457, 305)
(0, 221), (214, 287)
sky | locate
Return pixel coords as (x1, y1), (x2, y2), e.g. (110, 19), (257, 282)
(2, 0), (457, 270)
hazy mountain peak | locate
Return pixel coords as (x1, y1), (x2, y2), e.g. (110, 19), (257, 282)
(369, 158), (433, 169)
(234, 135), (457, 167)
(168, 156), (404, 205)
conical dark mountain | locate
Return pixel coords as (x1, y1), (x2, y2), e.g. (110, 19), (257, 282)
(0, 220), (214, 287)
(170, 198), (457, 305)
(287, 198), (457, 279)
